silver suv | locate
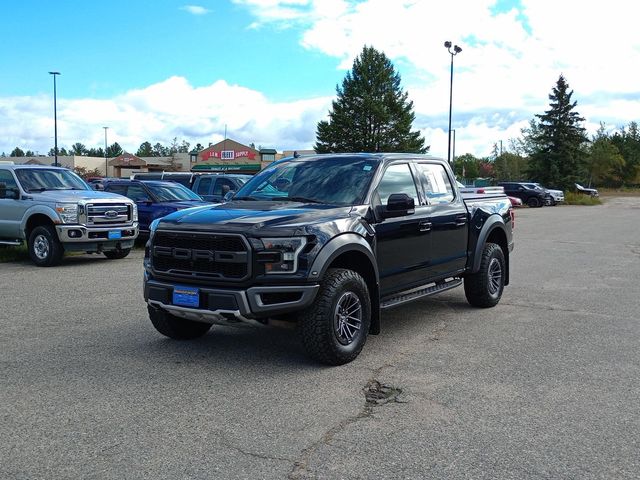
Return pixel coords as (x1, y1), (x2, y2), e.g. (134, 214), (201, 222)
(0, 163), (138, 266)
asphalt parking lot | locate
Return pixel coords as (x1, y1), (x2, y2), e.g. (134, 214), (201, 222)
(1, 198), (639, 479)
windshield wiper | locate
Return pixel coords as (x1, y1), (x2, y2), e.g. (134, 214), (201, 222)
(283, 196), (323, 204)
(27, 187), (49, 192)
(233, 196), (259, 201)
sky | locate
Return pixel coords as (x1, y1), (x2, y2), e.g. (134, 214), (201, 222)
(1, 0), (639, 159)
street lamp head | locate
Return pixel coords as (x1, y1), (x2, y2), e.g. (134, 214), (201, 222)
(48, 71), (60, 75)
(454, 45), (462, 54)
(444, 41), (452, 48)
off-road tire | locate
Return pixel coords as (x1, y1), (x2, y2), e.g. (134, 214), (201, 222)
(298, 268), (371, 365)
(28, 225), (64, 267)
(464, 242), (506, 308)
(148, 305), (212, 340)
(104, 248), (131, 260)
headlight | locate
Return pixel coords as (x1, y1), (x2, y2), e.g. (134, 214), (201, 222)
(148, 218), (160, 241)
(55, 203), (79, 224)
(132, 203), (139, 222)
(259, 237), (307, 274)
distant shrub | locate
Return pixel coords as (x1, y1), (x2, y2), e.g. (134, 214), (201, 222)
(565, 192), (602, 205)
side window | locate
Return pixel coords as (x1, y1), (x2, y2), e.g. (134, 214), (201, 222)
(213, 178), (236, 196)
(416, 163), (454, 204)
(376, 163), (419, 206)
(126, 185), (151, 202)
(0, 170), (19, 198)
(196, 177), (213, 196)
(105, 184), (127, 196)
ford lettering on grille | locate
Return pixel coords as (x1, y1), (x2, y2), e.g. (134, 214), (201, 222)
(154, 246), (215, 262)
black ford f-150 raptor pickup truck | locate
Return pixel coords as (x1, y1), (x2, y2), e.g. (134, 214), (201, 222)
(143, 153), (514, 364)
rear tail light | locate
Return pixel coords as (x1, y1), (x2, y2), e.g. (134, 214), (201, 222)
(510, 208), (515, 229)
(477, 188), (485, 194)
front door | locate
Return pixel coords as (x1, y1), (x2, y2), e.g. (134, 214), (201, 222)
(0, 170), (26, 239)
(373, 163), (432, 296)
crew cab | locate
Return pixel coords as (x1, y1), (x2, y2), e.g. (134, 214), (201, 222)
(0, 164), (138, 266)
(103, 180), (211, 235)
(191, 174), (252, 202)
(143, 154), (514, 365)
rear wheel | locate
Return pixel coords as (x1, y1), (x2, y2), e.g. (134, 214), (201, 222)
(527, 197), (541, 208)
(148, 305), (212, 340)
(104, 248), (131, 260)
(28, 225), (64, 267)
(298, 268), (371, 365)
(464, 242), (505, 308)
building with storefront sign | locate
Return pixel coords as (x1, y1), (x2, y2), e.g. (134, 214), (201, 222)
(192, 139), (275, 174)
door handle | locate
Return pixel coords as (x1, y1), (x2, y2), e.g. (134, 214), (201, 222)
(455, 216), (467, 227)
(418, 221), (432, 232)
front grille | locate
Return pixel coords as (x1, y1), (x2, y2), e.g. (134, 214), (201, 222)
(86, 203), (131, 225)
(152, 230), (250, 282)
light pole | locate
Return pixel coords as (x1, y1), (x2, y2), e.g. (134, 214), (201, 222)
(49, 72), (61, 166)
(103, 127), (109, 176)
(444, 41), (462, 165)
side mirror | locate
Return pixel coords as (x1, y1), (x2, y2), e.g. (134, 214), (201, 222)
(378, 193), (415, 219)
(93, 183), (105, 191)
(223, 190), (235, 203)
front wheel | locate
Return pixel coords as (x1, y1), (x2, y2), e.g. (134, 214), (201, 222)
(464, 242), (506, 308)
(148, 305), (212, 340)
(298, 268), (371, 365)
(104, 248), (131, 260)
(28, 225), (64, 267)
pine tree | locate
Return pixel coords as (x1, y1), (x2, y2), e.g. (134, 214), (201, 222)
(525, 75), (588, 189)
(315, 46), (427, 154)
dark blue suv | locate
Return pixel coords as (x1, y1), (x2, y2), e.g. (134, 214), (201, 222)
(104, 180), (211, 234)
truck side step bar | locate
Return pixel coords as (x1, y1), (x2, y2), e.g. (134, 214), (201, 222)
(0, 240), (22, 246)
(381, 278), (463, 310)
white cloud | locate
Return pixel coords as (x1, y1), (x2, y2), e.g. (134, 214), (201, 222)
(3, 1), (639, 159)
(180, 5), (210, 15)
(0, 77), (331, 155)
(234, 0), (640, 158)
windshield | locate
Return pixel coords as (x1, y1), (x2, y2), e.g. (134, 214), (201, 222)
(147, 183), (203, 202)
(15, 168), (89, 192)
(234, 157), (380, 205)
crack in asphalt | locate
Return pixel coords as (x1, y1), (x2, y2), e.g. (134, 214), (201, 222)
(217, 431), (293, 465)
(288, 364), (404, 479)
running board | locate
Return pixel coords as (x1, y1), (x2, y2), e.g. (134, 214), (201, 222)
(381, 278), (463, 310)
(0, 240), (22, 246)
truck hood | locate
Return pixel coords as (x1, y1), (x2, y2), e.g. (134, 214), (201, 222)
(30, 190), (132, 203)
(157, 200), (213, 210)
(157, 201), (353, 234)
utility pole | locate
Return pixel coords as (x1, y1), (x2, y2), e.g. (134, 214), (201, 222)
(49, 72), (61, 166)
(103, 127), (109, 176)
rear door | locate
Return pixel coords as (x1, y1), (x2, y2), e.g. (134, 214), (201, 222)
(414, 162), (468, 279)
(194, 176), (214, 201)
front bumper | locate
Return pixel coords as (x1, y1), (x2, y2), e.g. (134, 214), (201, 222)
(56, 223), (139, 243)
(144, 277), (319, 326)
(56, 224), (138, 252)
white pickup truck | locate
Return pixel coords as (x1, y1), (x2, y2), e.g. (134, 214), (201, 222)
(0, 164), (138, 266)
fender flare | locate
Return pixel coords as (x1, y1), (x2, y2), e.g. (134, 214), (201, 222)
(308, 233), (381, 335)
(471, 216), (507, 273)
(308, 233), (378, 281)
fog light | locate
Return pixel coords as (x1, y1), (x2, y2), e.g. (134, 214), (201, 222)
(68, 229), (82, 238)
